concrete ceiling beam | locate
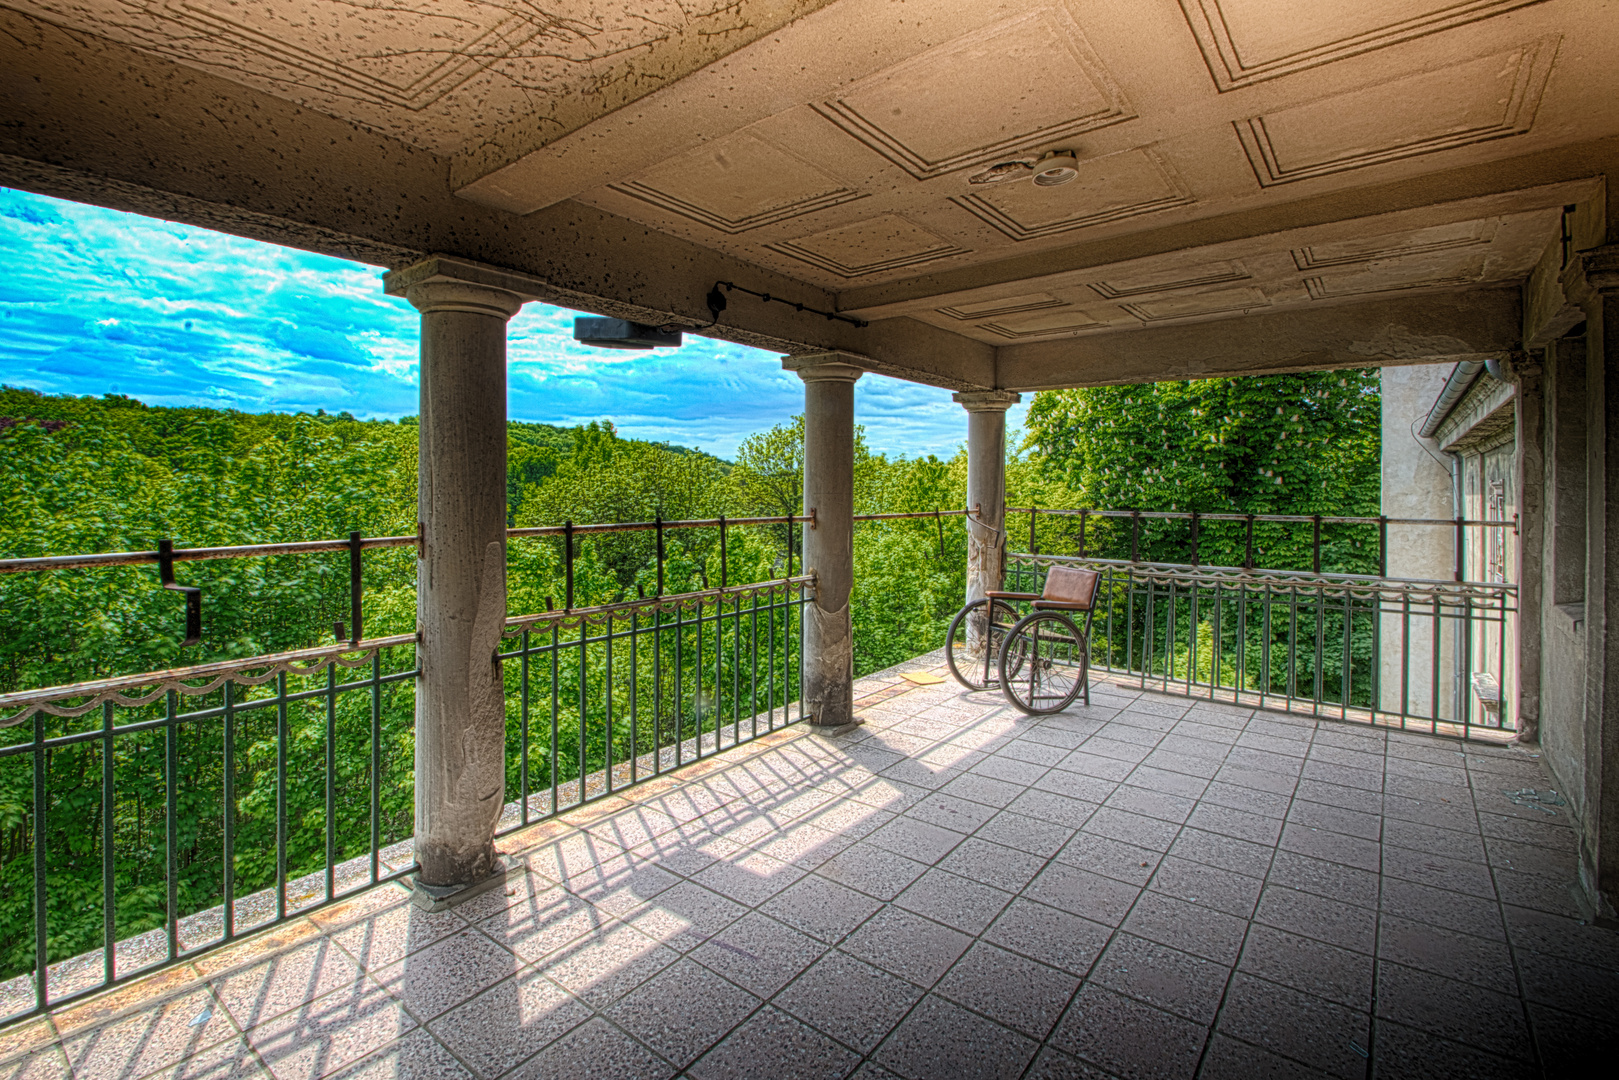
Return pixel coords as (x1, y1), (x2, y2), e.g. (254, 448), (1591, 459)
(995, 285), (1522, 390)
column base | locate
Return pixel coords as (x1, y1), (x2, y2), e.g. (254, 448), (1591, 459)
(407, 855), (516, 913)
(808, 718), (865, 737)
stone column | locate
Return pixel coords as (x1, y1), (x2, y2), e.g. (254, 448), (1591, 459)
(1561, 243), (1619, 919)
(1513, 356), (1545, 744)
(784, 354), (863, 734)
(955, 391), (1021, 649)
(392, 267), (524, 897)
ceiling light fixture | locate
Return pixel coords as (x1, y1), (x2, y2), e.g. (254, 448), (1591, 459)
(1031, 151), (1080, 186)
(573, 317), (682, 350)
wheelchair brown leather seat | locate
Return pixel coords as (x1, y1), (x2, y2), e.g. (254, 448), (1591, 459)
(985, 565), (1100, 612)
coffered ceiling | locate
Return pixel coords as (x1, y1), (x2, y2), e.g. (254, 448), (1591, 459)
(2, 0), (1616, 387)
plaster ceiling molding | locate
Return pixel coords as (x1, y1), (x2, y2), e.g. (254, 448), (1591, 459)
(952, 148), (1193, 242)
(1303, 255), (1489, 299)
(936, 292), (1069, 320)
(1178, 0), (1549, 92)
(811, 6), (1134, 181)
(1292, 218), (1502, 270)
(607, 132), (867, 235)
(1235, 36), (1560, 188)
(7, 0), (818, 156)
(766, 213), (970, 278)
(1119, 286), (1271, 323)
(1086, 260), (1251, 299)
(978, 309), (1106, 340)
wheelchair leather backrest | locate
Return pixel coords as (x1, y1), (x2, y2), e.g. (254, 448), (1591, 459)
(1042, 566), (1100, 609)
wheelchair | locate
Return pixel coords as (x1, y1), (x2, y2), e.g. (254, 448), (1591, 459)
(945, 565), (1099, 716)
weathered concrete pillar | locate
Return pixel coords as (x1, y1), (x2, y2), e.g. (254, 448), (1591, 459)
(1513, 356), (1545, 744)
(954, 391), (1020, 649)
(784, 354), (863, 734)
(1561, 241), (1619, 919)
(391, 267), (523, 895)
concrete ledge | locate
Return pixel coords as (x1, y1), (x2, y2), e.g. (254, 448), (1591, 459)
(407, 856), (516, 913)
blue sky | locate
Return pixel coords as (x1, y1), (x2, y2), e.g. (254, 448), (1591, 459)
(0, 187), (1027, 459)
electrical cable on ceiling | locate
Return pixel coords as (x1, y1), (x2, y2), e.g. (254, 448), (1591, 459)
(703, 282), (867, 329)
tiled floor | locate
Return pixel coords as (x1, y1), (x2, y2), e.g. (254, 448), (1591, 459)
(5, 655), (1617, 1079)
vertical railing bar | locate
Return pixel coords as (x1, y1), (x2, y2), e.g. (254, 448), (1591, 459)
(751, 592), (760, 739)
(1259, 589), (1271, 711)
(1400, 592), (1411, 724)
(1341, 586), (1352, 721)
(653, 601), (663, 776)
(223, 681), (236, 938)
(325, 664), (336, 902)
(630, 606), (640, 785)
(674, 603), (684, 767)
(1378, 515), (1389, 578)
(33, 709), (48, 1010)
(720, 515), (728, 589)
(578, 612), (587, 808)
(102, 700), (116, 984)
(732, 592), (742, 746)
(1313, 582), (1325, 716)
(564, 521), (574, 611)
(605, 613), (615, 794)
(550, 620), (560, 812)
(165, 688), (179, 962)
(276, 672), (288, 921)
(520, 630), (531, 825)
(369, 652), (380, 884)
(1431, 595), (1442, 727)
(656, 514), (665, 597)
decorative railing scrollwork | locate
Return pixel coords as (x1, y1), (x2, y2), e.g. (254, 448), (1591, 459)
(0, 633), (419, 726)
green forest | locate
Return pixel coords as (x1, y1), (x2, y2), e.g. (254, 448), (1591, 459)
(0, 369), (1381, 988)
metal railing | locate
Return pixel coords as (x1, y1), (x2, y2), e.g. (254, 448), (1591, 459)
(0, 513), (833, 1026)
(1007, 553), (1516, 737)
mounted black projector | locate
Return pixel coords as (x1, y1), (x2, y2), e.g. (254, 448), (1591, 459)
(573, 317), (682, 350)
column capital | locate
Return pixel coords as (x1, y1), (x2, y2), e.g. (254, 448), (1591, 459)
(783, 352), (865, 384)
(384, 256), (526, 319)
(954, 390), (1022, 413)
(1560, 244), (1619, 307)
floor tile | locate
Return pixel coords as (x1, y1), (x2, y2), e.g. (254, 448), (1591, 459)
(372, 929), (520, 1022)
(1050, 984), (1207, 1080)
(1374, 962), (1533, 1062)
(1369, 1020), (1522, 1080)
(604, 959), (760, 1069)
(893, 868), (1011, 935)
(874, 995), (1036, 1080)
(689, 913), (825, 999)
(1165, 829), (1273, 879)
(1265, 851), (1379, 909)
(865, 817), (967, 864)
(475, 887), (606, 966)
(692, 851), (806, 907)
(505, 1016), (674, 1080)
(813, 845), (929, 902)
(1197, 1033), (1339, 1079)
(760, 876), (884, 944)
(1254, 887), (1376, 955)
(532, 923), (678, 1009)
(1122, 892), (1248, 966)
(982, 899), (1111, 978)
(1375, 915), (1516, 990)
(773, 951), (922, 1053)
(686, 1006), (857, 1080)
(1092, 934), (1231, 1024)
(1235, 925), (1371, 1010)
(903, 793), (999, 835)
(214, 939), (366, 1030)
(427, 968), (589, 1079)
(244, 979), (417, 1080)
(839, 908), (973, 988)
(935, 943), (1079, 1040)
(1148, 856), (1263, 918)
(1079, 808), (1179, 853)
(1023, 862), (1141, 927)
(62, 988), (236, 1080)
(622, 880), (747, 953)
(1213, 974), (1367, 1080)
(1053, 832), (1162, 887)
(972, 812), (1075, 858)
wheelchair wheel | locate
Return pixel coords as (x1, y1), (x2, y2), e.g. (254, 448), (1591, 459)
(998, 611), (1089, 716)
(945, 598), (1023, 690)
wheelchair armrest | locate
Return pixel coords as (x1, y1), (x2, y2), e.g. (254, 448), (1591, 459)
(984, 591), (1040, 601)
